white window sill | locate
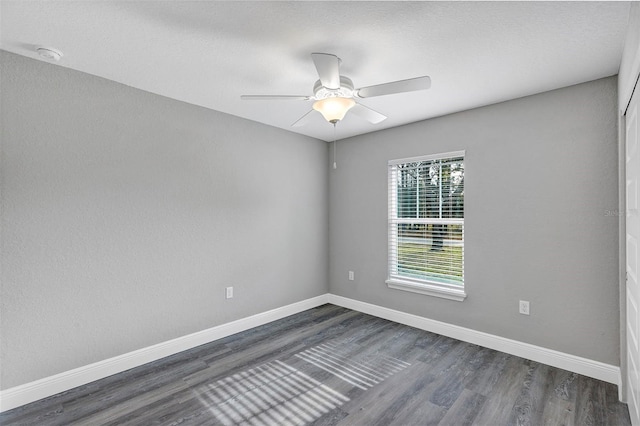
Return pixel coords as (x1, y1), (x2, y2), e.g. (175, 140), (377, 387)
(386, 278), (466, 302)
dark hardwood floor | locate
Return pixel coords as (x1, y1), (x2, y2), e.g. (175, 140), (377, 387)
(0, 304), (631, 425)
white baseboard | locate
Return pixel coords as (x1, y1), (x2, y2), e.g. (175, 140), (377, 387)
(0, 294), (330, 413)
(1, 293), (622, 413)
(328, 294), (621, 387)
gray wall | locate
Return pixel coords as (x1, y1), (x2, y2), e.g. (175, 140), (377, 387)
(0, 51), (329, 389)
(329, 76), (620, 365)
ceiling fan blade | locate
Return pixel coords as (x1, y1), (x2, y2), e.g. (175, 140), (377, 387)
(241, 95), (310, 101)
(291, 110), (315, 127)
(311, 53), (341, 90)
(350, 103), (387, 124)
(355, 76), (431, 98)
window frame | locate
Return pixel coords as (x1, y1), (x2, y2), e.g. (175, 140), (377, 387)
(386, 151), (466, 302)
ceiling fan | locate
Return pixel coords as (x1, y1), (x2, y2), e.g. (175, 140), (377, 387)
(241, 53), (431, 127)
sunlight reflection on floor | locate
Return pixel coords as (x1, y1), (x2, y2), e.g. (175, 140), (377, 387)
(295, 341), (410, 390)
(195, 360), (349, 425)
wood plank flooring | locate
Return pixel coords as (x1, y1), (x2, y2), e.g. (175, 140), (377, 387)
(0, 304), (631, 425)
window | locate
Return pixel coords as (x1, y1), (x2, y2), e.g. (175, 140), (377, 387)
(387, 151), (465, 301)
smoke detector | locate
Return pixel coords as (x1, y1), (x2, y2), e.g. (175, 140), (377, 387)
(36, 47), (63, 61)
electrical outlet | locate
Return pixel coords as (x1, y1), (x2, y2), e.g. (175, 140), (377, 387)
(348, 271), (355, 281)
(226, 287), (233, 299)
(519, 300), (530, 315)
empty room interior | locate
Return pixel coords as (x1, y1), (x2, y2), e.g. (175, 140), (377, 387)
(2, 1), (640, 425)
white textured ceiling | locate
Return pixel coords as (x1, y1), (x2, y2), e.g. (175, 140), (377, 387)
(0, 1), (632, 141)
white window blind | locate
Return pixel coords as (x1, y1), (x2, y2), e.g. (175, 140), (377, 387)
(387, 151), (465, 300)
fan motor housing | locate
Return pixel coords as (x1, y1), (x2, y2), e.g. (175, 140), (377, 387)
(313, 76), (354, 100)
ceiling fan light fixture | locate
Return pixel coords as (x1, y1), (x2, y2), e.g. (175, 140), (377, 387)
(313, 97), (355, 123)
(242, 53), (429, 128)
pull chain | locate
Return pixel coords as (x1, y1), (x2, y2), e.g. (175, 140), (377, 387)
(333, 122), (337, 169)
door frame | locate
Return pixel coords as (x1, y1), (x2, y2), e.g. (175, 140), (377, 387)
(621, 100), (628, 403)
(622, 70), (640, 415)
